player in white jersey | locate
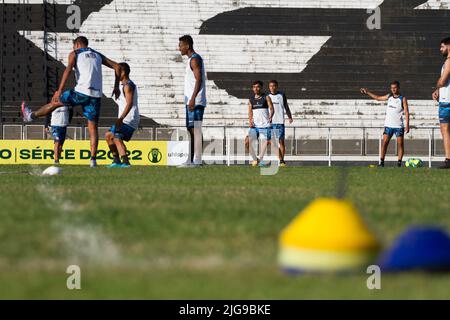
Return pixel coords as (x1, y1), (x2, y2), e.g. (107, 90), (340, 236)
(21, 36), (121, 168)
(360, 81), (410, 167)
(433, 37), (450, 169)
(178, 35), (207, 167)
(248, 81), (274, 167)
(268, 80), (293, 167)
(49, 106), (72, 165)
(106, 63), (140, 168)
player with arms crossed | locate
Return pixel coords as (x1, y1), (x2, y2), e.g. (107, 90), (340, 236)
(178, 35), (207, 167)
(360, 81), (410, 167)
(105, 63), (140, 168)
(433, 37), (450, 169)
(268, 80), (293, 167)
(21, 36), (121, 167)
(248, 81), (274, 167)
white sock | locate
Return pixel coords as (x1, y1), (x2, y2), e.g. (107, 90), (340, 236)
(193, 123), (203, 164)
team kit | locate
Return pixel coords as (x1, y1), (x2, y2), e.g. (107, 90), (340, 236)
(21, 35), (450, 169)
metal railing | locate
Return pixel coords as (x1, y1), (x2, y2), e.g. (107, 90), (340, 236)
(1, 124), (445, 167)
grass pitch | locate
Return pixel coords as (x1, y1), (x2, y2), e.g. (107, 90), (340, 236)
(0, 165), (449, 299)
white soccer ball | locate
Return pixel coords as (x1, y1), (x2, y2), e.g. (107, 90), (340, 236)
(42, 166), (62, 176)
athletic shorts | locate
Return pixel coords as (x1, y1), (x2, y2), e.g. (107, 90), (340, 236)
(249, 127), (271, 141)
(60, 89), (101, 123)
(109, 123), (135, 142)
(51, 126), (67, 143)
(186, 105), (205, 129)
(439, 103), (450, 124)
(384, 127), (404, 138)
(271, 124), (286, 140)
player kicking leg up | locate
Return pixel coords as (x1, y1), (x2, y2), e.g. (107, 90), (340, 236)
(248, 81), (274, 167)
(21, 36), (121, 168)
(106, 63), (140, 168)
(360, 81), (410, 167)
(433, 37), (450, 169)
(268, 80), (293, 167)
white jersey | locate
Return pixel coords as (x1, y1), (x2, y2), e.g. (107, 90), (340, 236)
(269, 91), (288, 125)
(116, 80), (140, 130)
(385, 95), (405, 128)
(74, 48), (103, 98)
(51, 106), (70, 127)
(250, 94), (271, 128)
(184, 53), (207, 107)
(439, 61), (450, 104)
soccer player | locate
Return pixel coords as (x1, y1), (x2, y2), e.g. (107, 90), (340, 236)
(248, 80), (274, 167)
(105, 63), (140, 168)
(21, 36), (121, 168)
(50, 106), (72, 165)
(178, 35), (206, 167)
(432, 37), (450, 169)
(360, 81), (410, 167)
(268, 80), (293, 167)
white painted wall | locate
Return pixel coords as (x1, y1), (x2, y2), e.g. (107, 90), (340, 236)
(23, 0), (450, 130)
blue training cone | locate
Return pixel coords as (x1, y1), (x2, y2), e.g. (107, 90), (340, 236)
(378, 226), (450, 272)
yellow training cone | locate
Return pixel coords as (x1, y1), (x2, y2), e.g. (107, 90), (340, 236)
(279, 198), (381, 273)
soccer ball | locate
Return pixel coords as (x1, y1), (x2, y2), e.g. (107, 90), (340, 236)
(405, 158), (424, 168)
(42, 166), (62, 176)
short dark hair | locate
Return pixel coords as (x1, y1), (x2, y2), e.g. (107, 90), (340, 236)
(73, 36), (88, 47)
(390, 80), (400, 88)
(441, 37), (450, 45)
(119, 62), (131, 76)
(269, 80), (279, 86)
(179, 35), (194, 50)
(253, 80), (263, 87)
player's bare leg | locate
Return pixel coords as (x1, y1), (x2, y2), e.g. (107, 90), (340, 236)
(440, 123), (450, 158)
(106, 131), (121, 166)
(88, 120), (99, 167)
(379, 134), (391, 167)
(188, 127), (195, 164)
(114, 138), (131, 167)
(440, 123), (450, 169)
(279, 139), (286, 165)
(258, 140), (269, 165)
(397, 136), (404, 167)
(21, 101), (64, 122)
(54, 141), (62, 164)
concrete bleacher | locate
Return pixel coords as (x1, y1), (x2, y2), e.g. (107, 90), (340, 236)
(1, 0), (449, 137)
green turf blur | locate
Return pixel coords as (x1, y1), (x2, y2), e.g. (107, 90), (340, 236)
(0, 165), (448, 299)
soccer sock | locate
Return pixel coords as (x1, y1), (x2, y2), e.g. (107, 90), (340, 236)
(91, 156), (96, 161)
(121, 155), (130, 165)
(193, 125), (203, 164)
(113, 155), (121, 164)
(397, 160), (402, 167)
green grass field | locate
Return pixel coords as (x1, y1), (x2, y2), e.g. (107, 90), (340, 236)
(0, 165), (449, 299)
